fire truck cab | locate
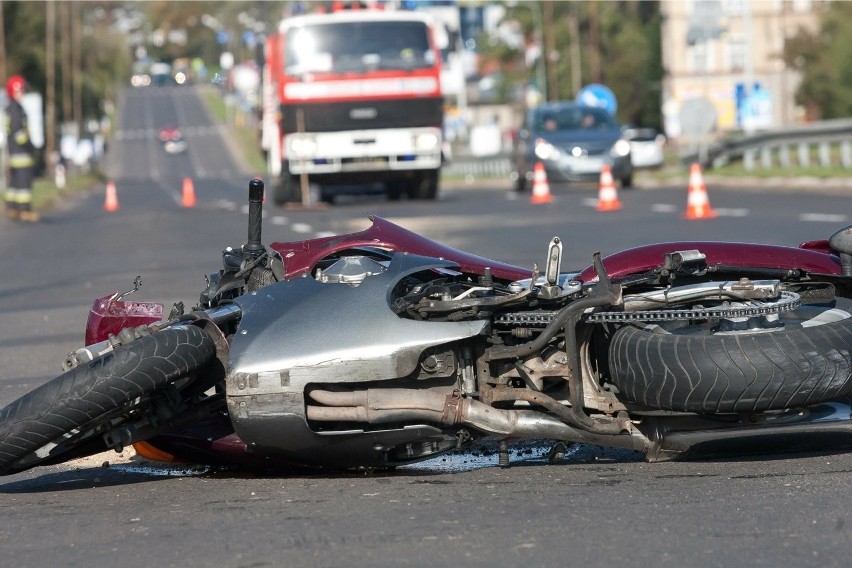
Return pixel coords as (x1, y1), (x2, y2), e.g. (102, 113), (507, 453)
(263, 8), (444, 204)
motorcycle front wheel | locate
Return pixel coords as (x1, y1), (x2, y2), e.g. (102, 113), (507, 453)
(0, 326), (216, 476)
(608, 299), (852, 413)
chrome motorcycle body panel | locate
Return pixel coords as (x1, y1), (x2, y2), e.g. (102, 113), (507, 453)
(225, 253), (488, 467)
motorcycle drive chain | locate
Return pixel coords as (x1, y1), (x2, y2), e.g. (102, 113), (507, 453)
(495, 291), (801, 326)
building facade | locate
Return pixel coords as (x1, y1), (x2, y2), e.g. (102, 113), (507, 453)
(660, 0), (828, 140)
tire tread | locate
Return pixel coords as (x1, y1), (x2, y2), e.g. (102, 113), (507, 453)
(609, 317), (852, 412)
(0, 326), (215, 474)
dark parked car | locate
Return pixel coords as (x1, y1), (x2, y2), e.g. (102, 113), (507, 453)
(511, 102), (633, 192)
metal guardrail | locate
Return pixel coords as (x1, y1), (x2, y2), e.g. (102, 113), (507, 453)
(688, 118), (852, 171)
(443, 118), (852, 178)
(442, 154), (512, 179)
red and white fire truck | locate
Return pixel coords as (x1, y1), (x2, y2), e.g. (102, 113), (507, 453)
(261, 7), (445, 204)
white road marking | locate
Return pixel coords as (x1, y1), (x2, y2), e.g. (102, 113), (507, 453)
(213, 199), (237, 211)
(291, 223), (313, 234)
(799, 213), (849, 223)
(714, 208), (750, 217)
(651, 203), (678, 213)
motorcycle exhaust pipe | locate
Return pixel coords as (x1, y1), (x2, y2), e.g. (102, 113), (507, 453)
(308, 390), (852, 461)
(307, 389), (650, 453)
(642, 402), (852, 462)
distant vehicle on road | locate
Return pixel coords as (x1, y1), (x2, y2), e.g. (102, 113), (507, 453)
(164, 137), (186, 155)
(150, 62), (173, 87)
(158, 125), (186, 154)
(511, 102), (633, 192)
(130, 73), (151, 87)
(624, 127), (666, 169)
(158, 125), (181, 143)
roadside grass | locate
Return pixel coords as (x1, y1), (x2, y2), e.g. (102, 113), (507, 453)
(701, 163), (852, 179)
(634, 147), (852, 183)
(200, 88), (267, 175)
(30, 170), (104, 211)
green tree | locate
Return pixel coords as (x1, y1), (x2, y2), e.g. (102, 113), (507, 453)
(476, 1), (663, 129)
(3, 2), (132, 135)
(784, 1), (852, 120)
(594, 1), (661, 128)
(140, 1), (287, 69)
(3, 1), (50, 96)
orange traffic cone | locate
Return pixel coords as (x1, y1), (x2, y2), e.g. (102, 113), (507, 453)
(684, 163), (717, 220)
(530, 162), (553, 204)
(181, 177), (197, 208)
(104, 181), (119, 212)
(596, 164), (622, 211)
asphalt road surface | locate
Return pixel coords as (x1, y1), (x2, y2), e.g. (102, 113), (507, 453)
(1, 84), (851, 568)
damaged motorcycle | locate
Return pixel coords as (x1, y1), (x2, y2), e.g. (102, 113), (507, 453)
(1, 178), (852, 476)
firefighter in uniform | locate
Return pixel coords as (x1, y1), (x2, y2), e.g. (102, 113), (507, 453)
(4, 75), (38, 222)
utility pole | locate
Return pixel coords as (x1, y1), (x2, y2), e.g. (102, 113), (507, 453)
(0, 1), (6, 85)
(531, 1), (546, 105)
(0, 1), (5, 192)
(543, 0), (558, 101)
(568, 4), (581, 96)
(45, 0), (56, 177)
(588, 2), (601, 83)
(60, 1), (71, 127)
(72, 0), (82, 139)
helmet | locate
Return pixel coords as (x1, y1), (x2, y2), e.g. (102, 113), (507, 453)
(6, 75), (25, 98)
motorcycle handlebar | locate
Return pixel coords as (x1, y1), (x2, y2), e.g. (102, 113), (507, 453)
(244, 178), (265, 258)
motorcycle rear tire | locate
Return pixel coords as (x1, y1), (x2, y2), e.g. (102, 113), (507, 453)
(608, 302), (852, 413)
(0, 326), (216, 476)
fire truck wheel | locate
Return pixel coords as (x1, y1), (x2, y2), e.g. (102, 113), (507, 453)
(409, 169), (439, 200)
(386, 181), (405, 201)
(273, 173), (300, 205)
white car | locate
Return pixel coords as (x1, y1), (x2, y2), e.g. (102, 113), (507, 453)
(624, 127), (666, 169)
(164, 138), (187, 154)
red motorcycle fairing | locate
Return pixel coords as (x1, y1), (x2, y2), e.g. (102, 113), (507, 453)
(576, 241), (841, 283)
(269, 217), (842, 286)
(799, 239), (832, 253)
(268, 215), (532, 282)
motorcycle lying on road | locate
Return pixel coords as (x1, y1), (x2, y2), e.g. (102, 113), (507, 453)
(2, 178), (852, 476)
